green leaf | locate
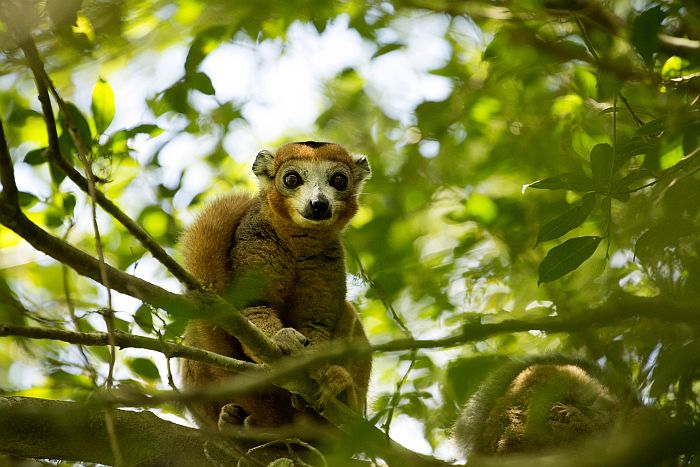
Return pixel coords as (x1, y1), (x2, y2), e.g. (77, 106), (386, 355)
(185, 26), (229, 74)
(18, 192), (40, 208)
(636, 117), (666, 136)
(614, 137), (654, 172)
(134, 304), (154, 333)
(23, 147), (47, 165)
(536, 193), (596, 244)
(127, 357), (160, 381)
(114, 317), (130, 332)
(635, 220), (696, 263)
(8, 108), (43, 126)
(61, 102), (93, 151)
(162, 82), (190, 114)
(631, 5), (665, 67)
(611, 169), (654, 201)
(187, 72), (216, 96)
(527, 173), (595, 192)
(538, 236), (602, 284)
(372, 42), (404, 59)
(590, 143), (614, 189)
(61, 193), (76, 215)
(124, 124), (163, 138)
(661, 56), (685, 80)
(591, 143), (613, 191)
(612, 169), (653, 193)
(91, 78), (115, 134)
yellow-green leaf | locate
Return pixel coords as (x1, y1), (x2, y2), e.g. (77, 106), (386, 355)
(91, 78), (115, 134)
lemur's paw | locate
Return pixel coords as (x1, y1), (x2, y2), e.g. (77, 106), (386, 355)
(550, 402), (585, 423)
(312, 364), (354, 411)
(218, 403), (247, 431)
(273, 327), (310, 354)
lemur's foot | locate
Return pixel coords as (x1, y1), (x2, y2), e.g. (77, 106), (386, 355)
(273, 327), (310, 354)
(550, 402), (586, 423)
(312, 364), (355, 411)
(218, 403), (247, 431)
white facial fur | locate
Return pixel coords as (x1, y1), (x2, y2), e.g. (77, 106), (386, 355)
(275, 159), (355, 227)
(252, 146), (370, 228)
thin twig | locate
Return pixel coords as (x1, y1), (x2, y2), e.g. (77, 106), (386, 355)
(617, 92), (645, 127)
(62, 222), (99, 383)
(573, 13), (599, 62)
(0, 324), (259, 373)
(624, 145), (700, 194)
(347, 244), (417, 437)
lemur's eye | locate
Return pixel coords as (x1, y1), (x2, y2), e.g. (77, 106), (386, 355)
(330, 173), (348, 190)
(283, 172), (302, 188)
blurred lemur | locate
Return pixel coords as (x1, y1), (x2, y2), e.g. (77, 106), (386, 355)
(454, 355), (638, 456)
(180, 141), (371, 430)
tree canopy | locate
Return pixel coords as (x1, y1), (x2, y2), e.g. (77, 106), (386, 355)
(0, 0), (699, 465)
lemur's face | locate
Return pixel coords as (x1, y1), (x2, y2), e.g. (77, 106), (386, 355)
(252, 142), (370, 230)
(275, 159), (355, 227)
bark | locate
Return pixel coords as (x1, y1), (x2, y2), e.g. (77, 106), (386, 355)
(0, 396), (215, 466)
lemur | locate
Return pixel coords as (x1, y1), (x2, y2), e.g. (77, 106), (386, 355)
(453, 355), (637, 456)
(180, 141), (372, 431)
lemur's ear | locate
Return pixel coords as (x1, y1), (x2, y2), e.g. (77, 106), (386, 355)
(352, 154), (371, 182)
(252, 149), (275, 181)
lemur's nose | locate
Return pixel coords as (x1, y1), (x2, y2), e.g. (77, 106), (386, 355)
(310, 197), (330, 215)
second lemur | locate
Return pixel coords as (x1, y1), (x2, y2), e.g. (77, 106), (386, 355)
(181, 141), (372, 430)
(453, 355), (637, 456)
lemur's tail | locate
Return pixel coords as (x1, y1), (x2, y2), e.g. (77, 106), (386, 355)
(181, 193), (254, 292)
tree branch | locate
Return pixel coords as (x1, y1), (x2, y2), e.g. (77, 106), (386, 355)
(0, 119), (18, 207)
(3, 292), (695, 466)
(0, 396), (218, 466)
(18, 37), (203, 293)
(0, 323), (259, 374)
(373, 293), (700, 353)
(3, 292), (696, 410)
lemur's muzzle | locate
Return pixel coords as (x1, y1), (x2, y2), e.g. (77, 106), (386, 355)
(303, 197), (332, 221)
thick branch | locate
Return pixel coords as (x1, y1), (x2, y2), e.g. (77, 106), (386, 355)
(0, 321), (449, 466)
(0, 396), (217, 466)
(18, 37), (203, 292)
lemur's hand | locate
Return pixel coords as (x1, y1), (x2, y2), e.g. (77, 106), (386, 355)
(311, 364), (355, 411)
(550, 402), (587, 424)
(273, 327), (309, 354)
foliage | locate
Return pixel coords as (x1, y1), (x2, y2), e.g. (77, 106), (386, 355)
(0, 0), (699, 465)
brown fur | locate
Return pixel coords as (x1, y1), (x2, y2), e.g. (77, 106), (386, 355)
(481, 364), (619, 453)
(180, 142), (371, 431)
(454, 357), (634, 456)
